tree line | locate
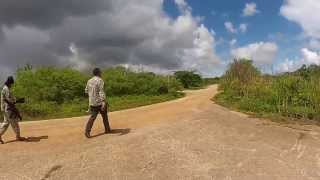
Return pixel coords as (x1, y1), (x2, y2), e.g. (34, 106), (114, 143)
(1, 66), (211, 120)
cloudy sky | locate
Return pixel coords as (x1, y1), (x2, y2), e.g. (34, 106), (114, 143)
(0, 0), (319, 77)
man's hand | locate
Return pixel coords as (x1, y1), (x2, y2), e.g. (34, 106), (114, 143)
(101, 102), (107, 112)
(16, 98), (25, 104)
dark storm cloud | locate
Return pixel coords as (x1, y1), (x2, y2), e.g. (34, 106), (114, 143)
(0, 0), (220, 76)
(0, 26), (58, 68)
(0, 0), (111, 29)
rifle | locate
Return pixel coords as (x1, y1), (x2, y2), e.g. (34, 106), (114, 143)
(4, 98), (25, 121)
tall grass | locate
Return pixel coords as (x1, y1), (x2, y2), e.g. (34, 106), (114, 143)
(216, 59), (320, 122)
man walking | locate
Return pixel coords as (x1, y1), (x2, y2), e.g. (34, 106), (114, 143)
(85, 68), (111, 138)
(0, 76), (25, 144)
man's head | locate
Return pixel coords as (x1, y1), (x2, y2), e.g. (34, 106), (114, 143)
(93, 68), (102, 77)
(4, 76), (14, 88)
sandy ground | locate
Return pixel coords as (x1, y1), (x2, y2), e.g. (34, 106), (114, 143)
(1, 85), (320, 180)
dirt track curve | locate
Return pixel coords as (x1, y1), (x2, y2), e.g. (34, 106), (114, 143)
(1, 85), (320, 180)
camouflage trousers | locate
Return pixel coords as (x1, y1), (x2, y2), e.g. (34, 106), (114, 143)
(0, 111), (20, 137)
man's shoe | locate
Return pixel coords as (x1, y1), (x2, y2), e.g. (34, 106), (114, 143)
(105, 129), (111, 134)
(16, 137), (26, 141)
(0, 136), (4, 144)
(85, 132), (91, 138)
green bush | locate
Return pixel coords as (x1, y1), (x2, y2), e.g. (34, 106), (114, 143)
(174, 71), (203, 88)
(216, 59), (320, 122)
(14, 67), (88, 104)
(221, 59), (260, 97)
(4, 66), (184, 120)
(203, 77), (220, 86)
(103, 67), (182, 96)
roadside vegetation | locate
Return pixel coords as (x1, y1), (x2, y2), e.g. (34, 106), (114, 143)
(215, 59), (320, 123)
(174, 71), (219, 89)
(174, 71), (203, 89)
(0, 66), (215, 121)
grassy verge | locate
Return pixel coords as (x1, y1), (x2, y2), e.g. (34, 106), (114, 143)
(1, 92), (184, 122)
(215, 59), (320, 126)
(214, 91), (320, 126)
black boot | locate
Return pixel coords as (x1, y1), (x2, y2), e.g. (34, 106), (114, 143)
(16, 136), (26, 141)
(0, 136), (4, 144)
(105, 128), (111, 134)
(85, 131), (91, 138)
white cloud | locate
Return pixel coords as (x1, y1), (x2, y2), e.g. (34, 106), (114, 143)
(119, 63), (174, 75)
(174, 0), (192, 14)
(172, 1), (221, 76)
(68, 43), (89, 71)
(239, 23), (248, 33)
(281, 0), (320, 39)
(224, 21), (237, 33)
(309, 39), (320, 50)
(243, 3), (259, 17)
(301, 48), (320, 65)
(231, 42), (278, 65)
(210, 29), (216, 36)
(278, 59), (298, 72)
(225, 22), (248, 34)
(274, 0), (320, 73)
(230, 39), (237, 46)
(280, 0), (320, 71)
(180, 24), (221, 76)
(277, 48), (320, 73)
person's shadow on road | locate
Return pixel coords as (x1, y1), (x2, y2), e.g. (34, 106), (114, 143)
(25, 136), (49, 142)
(5, 135), (49, 144)
(90, 128), (131, 138)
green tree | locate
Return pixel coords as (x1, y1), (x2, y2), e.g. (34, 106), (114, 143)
(174, 71), (203, 88)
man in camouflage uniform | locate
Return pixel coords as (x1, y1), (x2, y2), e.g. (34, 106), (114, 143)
(85, 68), (111, 138)
(0, 76), (25, 144)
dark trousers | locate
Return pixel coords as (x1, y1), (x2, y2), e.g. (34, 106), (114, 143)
(85, 105), (111, 133)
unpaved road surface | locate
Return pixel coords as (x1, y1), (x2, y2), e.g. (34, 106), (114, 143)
(1, 85), (320, 180)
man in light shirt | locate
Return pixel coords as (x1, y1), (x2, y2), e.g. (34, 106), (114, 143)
(85, 68), (111, 138)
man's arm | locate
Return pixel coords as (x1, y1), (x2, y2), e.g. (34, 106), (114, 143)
(4, 88), (14, 103)
(3, 89), (22, 120)
(98, 80), (106, 102)
(98, 80), (107, 110)
(85, 81), (89, 94)
(3, 88), (15, 104)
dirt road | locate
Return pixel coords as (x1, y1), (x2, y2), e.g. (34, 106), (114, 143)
(1, 85), (320, 180)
